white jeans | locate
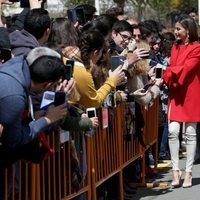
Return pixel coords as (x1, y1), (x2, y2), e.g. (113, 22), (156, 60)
(168, 122), (197, 172)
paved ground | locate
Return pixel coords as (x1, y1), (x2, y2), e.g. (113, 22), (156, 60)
(133, 153), (200, 200)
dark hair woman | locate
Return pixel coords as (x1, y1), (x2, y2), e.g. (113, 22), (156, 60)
(162, 15), (200, 188)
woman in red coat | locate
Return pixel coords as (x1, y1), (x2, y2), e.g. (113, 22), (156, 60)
(162, 15), (200, 188)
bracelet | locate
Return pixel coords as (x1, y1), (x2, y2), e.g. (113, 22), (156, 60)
(128, 50), (133, 53)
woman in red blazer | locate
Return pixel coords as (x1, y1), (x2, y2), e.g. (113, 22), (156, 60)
(162, 15), (200, 188)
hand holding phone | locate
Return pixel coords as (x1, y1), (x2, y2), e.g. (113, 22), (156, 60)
(67, 7), (86, 25)
(40, 91), (66, 110)
(142, 80), (155, 92)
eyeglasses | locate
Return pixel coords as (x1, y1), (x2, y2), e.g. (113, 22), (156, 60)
(117, 32), (132, 42)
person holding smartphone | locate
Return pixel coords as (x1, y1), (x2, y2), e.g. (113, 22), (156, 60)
(162, 15), (200, 188)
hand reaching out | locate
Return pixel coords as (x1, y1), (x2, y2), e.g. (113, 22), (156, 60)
(128, 48), (149, 66)
(127, 39), (136, 51)
(109, 66), (126, 86)
(29, 0), (42, 9)
(133, 88), (147, 97)
(118, 90), (128, 102)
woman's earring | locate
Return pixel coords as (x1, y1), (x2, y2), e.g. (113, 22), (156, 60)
(185, 32), (189, 45)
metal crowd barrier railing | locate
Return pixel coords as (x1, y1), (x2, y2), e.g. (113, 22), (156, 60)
(1, 99), (159, 200)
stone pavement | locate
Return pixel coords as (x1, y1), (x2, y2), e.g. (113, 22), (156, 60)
(132, 153), (200, 200)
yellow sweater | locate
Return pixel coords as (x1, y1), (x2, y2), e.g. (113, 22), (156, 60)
(73, 61), (116, 108)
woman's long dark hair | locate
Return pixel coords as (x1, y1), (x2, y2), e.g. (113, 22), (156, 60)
(78, 30), (104, 68)
(47, 17), (79, 49)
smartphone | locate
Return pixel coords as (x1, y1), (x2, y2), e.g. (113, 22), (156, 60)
(63, 59), (74, 81)
(54, 91), (66, 106)
(142, 84), (151, 92)
(111, 56), (126, 71)
(86, 107), (96, 118)
(142, 81), (155, 92)
(155, 67), (163, 79)
(67, 7), (86, 25)
(0, 49), (12, 63)
(75, 7), (86, 25)
(8, 0), (19, 2)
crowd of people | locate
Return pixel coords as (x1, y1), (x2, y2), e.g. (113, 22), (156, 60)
(0, 0), (199, 199)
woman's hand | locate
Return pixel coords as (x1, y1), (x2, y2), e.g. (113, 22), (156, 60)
(133, 88), (147, 97)
(148, 66), (156, 78)
(118, 90), (128, 102)
(29, 0), (42, 9)
(90, 117), (99, 128)
(155, 78), (163, 86)
(109, 66), (126, 86)
(127, 39), (136, 52)
(128, 48), (149, 66)
(56, 78), (76, 95)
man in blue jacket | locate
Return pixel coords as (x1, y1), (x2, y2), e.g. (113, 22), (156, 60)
(0, 47), (67, 151)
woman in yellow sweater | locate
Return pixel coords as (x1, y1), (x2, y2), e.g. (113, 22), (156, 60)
(66, 30), (125, 109)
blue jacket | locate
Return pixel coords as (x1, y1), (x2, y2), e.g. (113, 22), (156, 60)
(0, 56), (48, 148)
(9, 29), (39, 56)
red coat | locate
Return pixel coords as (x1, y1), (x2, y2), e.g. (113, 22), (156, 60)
(163, 42), (200, 122)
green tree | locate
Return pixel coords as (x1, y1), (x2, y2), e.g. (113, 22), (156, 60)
(176, 0), (198, 12)
(113, 0), (126, 8)
(147, 0), (172, 23)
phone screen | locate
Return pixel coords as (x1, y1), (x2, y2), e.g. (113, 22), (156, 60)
(111, 56), (126, 71)
(87, 110), (96, 118)
(155, 68), (162, 79)
(54, 92), (66, 106)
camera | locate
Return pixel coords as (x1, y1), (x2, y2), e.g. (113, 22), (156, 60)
(67, 7), (86, 25)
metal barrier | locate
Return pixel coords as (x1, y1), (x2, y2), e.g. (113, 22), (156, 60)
(1, 99), (159, 200)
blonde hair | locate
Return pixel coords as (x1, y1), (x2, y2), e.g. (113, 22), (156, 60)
(128, 41), (150, 77)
